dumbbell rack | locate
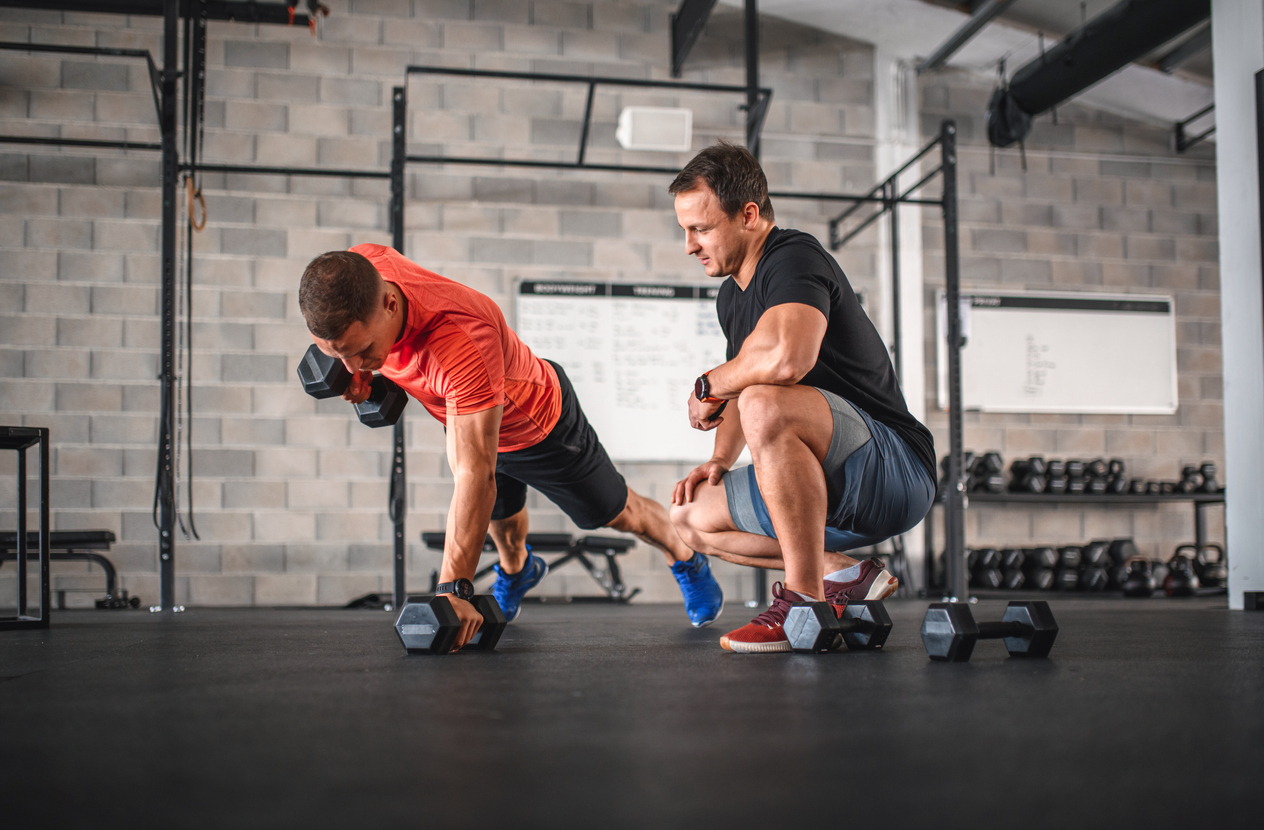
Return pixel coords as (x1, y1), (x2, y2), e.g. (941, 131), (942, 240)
(922, 490), (1225, 595)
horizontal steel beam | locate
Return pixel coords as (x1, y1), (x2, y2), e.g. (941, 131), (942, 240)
(0, 0), (312, 24)
(918, 0), (1015, 73)
(406, 65), (768, 97)
(0, 135), (161, 151)
(1157, 22), (1211, 73)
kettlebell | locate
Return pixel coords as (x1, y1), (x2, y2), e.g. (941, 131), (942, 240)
(1194, 543), (1227, 588)
(1121, 559), (1155, 598)
(1164, 547), (1200, 597)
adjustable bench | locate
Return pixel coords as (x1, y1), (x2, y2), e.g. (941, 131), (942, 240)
(420, 532), (640, 602)
(0, 530), (139, 610)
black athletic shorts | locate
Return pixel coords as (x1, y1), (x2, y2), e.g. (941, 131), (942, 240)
(489, 360), (629, 530)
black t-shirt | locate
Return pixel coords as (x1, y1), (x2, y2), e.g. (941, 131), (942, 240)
(716, 227), (935, 479)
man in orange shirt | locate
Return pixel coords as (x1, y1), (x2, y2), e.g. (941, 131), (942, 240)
(299, 245), (724, 650)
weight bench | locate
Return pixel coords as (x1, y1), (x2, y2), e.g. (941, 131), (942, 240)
(0, 530), (139, 610)
(420, 532), (640, 602)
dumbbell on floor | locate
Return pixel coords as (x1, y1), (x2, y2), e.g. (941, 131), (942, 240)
(298, 343), (408, 428)
(921, 600), (1059, 662)
(784, 600), (893, 653)
(395, 594), (508, 654)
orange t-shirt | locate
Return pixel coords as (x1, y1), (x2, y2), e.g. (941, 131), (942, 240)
(352, 244), (561, 452)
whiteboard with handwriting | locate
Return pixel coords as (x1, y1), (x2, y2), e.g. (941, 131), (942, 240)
(515, 281), (731, 463)
(936, 291), (1177, 414)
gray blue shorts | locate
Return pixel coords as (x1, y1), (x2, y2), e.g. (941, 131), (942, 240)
(723, 388), (935, 552)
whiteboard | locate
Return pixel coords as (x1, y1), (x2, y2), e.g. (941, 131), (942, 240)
(515, 280), (732, 462)
(936, 291), (1177, 414)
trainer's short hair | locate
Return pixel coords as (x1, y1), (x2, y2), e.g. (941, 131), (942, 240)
(668, 140), (774, 222)
(298, 251), (383, 340)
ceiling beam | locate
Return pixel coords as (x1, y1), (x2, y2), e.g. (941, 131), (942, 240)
(917, 0), (1016, 73)
(1157, 22), (1212, 73)
(0, 0), (313, 25)
(670, 0), (719, 77)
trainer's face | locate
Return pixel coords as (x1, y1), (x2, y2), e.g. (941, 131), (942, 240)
(313, 288), (401, 374)
(674, 185), (750, 278)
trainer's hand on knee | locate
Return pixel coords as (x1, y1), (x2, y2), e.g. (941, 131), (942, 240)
(342, 370), (373, 405)
(446, 596), (484, 652)
(673, 460), (728, 505)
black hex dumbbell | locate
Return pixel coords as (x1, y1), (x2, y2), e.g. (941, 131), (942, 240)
(1176, 466), (1203, 494)
(969, 452), (1005, 493)
(920, 600), (1059, 662)
(1000, 548), (1027, 590)
(394, 594), (508, 654)
(298, 343), (408, 428)
(1009, 457), (1048, 494)
(784, 600), (893, 653)
(1023, 547), (1057, 591)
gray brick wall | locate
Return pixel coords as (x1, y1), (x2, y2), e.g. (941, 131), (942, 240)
(918, 68), (1223, 566)
(0, 2), (878, 607)
(0, 5), (1220, 607)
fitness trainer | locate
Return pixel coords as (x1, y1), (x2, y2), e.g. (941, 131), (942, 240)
(298, 245), (724, 650)
(668, 142), (937, 652)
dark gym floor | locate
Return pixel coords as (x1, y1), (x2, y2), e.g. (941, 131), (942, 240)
(1, 597), (1260, 830)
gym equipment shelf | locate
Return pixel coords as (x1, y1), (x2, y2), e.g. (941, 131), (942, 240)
(923, 490), (1225, 595)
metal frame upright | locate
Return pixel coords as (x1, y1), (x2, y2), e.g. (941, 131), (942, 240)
(828, 122), (966, 601)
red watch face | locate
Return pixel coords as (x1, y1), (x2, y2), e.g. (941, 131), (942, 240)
(694, 375), (707, 400)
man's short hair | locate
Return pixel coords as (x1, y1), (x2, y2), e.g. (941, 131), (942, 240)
(298, 251), (383, 340)
(668, 140), (774, 222)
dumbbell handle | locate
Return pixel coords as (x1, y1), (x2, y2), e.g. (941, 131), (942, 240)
(837, 615), (876, 634)
(975, 620), (1033, 640)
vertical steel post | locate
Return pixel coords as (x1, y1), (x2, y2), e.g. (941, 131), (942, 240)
(889, 181), (902, 382)
(940, 121), (968, 601)
(390, 86), (408, 609)
(17, 446), (26, 616)
(156, 0), (180, 610)
(744, 0), (761, 156)
(38, 431), (49, 622)
(745, 0), (767, 606)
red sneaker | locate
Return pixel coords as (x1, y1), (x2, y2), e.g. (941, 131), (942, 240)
(824, 558), (898, 605)
(720, 582), (798, 653)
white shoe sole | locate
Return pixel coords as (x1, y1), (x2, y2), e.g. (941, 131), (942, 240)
(865, 570), (899, 601)
(720, 634), (791, 653)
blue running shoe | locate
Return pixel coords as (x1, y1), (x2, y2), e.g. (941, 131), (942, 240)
(491, 552), (548, 623)
(672, 552), (724, 628)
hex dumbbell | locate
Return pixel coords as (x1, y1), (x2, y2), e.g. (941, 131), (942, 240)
(784, 600), (893, 653)
(297, 343), (407, 428)
(920, 600), (1059, 662)
(394, 594), (507, 654)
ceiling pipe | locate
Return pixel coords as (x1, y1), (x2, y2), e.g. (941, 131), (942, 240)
(986, 0), (1210, 147)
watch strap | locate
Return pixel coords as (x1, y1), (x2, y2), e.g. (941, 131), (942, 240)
(435, 579), (473, 599)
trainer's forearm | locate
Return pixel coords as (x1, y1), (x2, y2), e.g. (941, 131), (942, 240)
(706, 305), (826, 398)
(441, 466), (497, 583)
(710, 406), (747, 469)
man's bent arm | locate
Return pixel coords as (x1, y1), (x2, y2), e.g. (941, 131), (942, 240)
(707, 303), (826, 398)
(440, 404), (504, 583)
(710, 402), (747, 469)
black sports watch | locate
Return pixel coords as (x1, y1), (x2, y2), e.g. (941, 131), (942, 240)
(694, 371), (728, 415)
(435, 578), (475, 600)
